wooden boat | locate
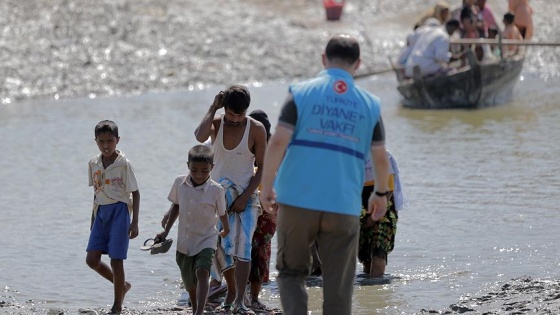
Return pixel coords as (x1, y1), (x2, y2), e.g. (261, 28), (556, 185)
(394, 43), (525, 109)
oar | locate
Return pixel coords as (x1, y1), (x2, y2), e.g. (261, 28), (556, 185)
(450, 38), (560, 46)
(354, 67), (395, 79)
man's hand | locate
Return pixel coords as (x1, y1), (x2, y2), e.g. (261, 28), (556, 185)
(229, 194), (250, 213)
(211, 91), (225, 110)
(260, 188), (278, 215)
(367, 194), (388, 222)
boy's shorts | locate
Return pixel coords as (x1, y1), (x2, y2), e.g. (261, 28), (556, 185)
(176, 248), (215, 291)
(358, 193), (398, 264)
(86, 202), (130, 260)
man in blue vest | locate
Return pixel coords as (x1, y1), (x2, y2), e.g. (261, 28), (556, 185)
(260, 34), (390, 315)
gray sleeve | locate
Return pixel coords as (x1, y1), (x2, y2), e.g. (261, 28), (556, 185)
(278, 94), (297, 127)
(372, 116), (385, 144)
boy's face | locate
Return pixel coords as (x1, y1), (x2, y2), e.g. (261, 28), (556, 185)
(95, 132), (119, 158)
(188, 160), (213, 185)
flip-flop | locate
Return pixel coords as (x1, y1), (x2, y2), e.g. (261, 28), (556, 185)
(140, 237), (174, 254)
(215, 302), (234, 314)
(233, 305), (256, 314)
(140, 238), (156, 251)
(250, 300), (272, 312)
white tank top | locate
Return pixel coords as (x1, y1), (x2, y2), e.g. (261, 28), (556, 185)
(212, 116), (255, 191)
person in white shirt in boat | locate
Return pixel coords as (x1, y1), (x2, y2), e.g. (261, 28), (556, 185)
(397, 18), (442, 66)
(413, 1), (451, 30)
(404, 19), (461, 78)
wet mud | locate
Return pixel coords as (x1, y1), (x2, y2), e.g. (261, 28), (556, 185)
(0, 0), (401, 103)
(422, 277), (560, 314)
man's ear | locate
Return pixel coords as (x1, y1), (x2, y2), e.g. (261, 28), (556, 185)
(353, 58), (362, 72)
(322, 53), (328, 67)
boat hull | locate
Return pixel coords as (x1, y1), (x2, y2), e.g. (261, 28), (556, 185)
(396, 52), (525, 109)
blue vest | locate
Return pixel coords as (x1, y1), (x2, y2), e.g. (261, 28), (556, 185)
(275, 68), (381, 216)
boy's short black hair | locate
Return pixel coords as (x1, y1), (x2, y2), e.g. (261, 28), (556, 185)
(504, 12), (515, 24)
(325, 34), (360, 65)
(95, 120), (119, 138)
(188, 144), (214, 164)
(223, 85), (251, 114)
(446, 19), (461, 29)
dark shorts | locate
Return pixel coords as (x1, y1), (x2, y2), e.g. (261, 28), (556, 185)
(86, 202), (130, 260)
(249, 213), (277, 284)
(358, 190), (398, 264)
(176, 248), (215, 291)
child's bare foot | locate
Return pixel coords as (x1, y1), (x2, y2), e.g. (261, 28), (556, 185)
(124, 282), (132, 296)
(122, 281), (132, 300)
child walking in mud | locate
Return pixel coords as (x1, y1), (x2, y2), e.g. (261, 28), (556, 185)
(85, 120), (140, 314)
(157, 144), (230, 315)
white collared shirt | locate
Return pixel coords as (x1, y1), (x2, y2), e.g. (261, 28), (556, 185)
(88, 150), (139, 215)
(168, 174), (226, 256)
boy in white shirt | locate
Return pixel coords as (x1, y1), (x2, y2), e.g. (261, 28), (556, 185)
(86, 120), (140, 315)
(157, 144), (230, 315)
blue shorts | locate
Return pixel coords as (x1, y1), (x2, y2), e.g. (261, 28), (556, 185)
(86, 202), (131, 260)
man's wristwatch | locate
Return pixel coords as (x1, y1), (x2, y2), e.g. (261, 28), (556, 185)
(374, 191), (389, 197)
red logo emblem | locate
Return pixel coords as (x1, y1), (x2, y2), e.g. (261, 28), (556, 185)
(334, 80), (348, 94)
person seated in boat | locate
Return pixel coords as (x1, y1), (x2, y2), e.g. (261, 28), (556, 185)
(413, 1), (450, 30)
(404, 19), (461, 78)
(476, 0), (499, 37)
(487, 26), (501, 57)
(397, 18), (442, 66)
(450, 0), (478, 27)
(459, 8), (486, 61)
(502, 12), (524, 55)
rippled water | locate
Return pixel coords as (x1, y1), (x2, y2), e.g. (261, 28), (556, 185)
(1, 0), (560, 314)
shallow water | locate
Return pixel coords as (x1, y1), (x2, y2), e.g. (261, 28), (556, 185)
(1, 0), (560, 314)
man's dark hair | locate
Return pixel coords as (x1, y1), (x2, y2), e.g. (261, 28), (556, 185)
(446, 19), (461, 29)
(94, 120), (119, 138)
(325, 34), (360, 65)
(222, 85), (251, 114)
(460, 6), (474, 23)
(188, 144), (214, 164)
(504, 12), (515, 25)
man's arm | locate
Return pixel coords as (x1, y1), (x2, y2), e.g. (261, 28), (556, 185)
(435, 37), (453, 63)
(229, 122), (267, 212)
(194, 92), (224, 143)
(260, 124), (293, 214)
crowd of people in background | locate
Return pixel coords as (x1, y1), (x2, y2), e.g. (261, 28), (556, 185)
(398, 0), (534, 78)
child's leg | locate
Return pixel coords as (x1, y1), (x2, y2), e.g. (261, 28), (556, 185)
(110, 259), (127, 313)
(86, 251), (115, 281)
(187, 287), (197, 313)
(223, 267), (236, 304)
(194, 267), (210, 315)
